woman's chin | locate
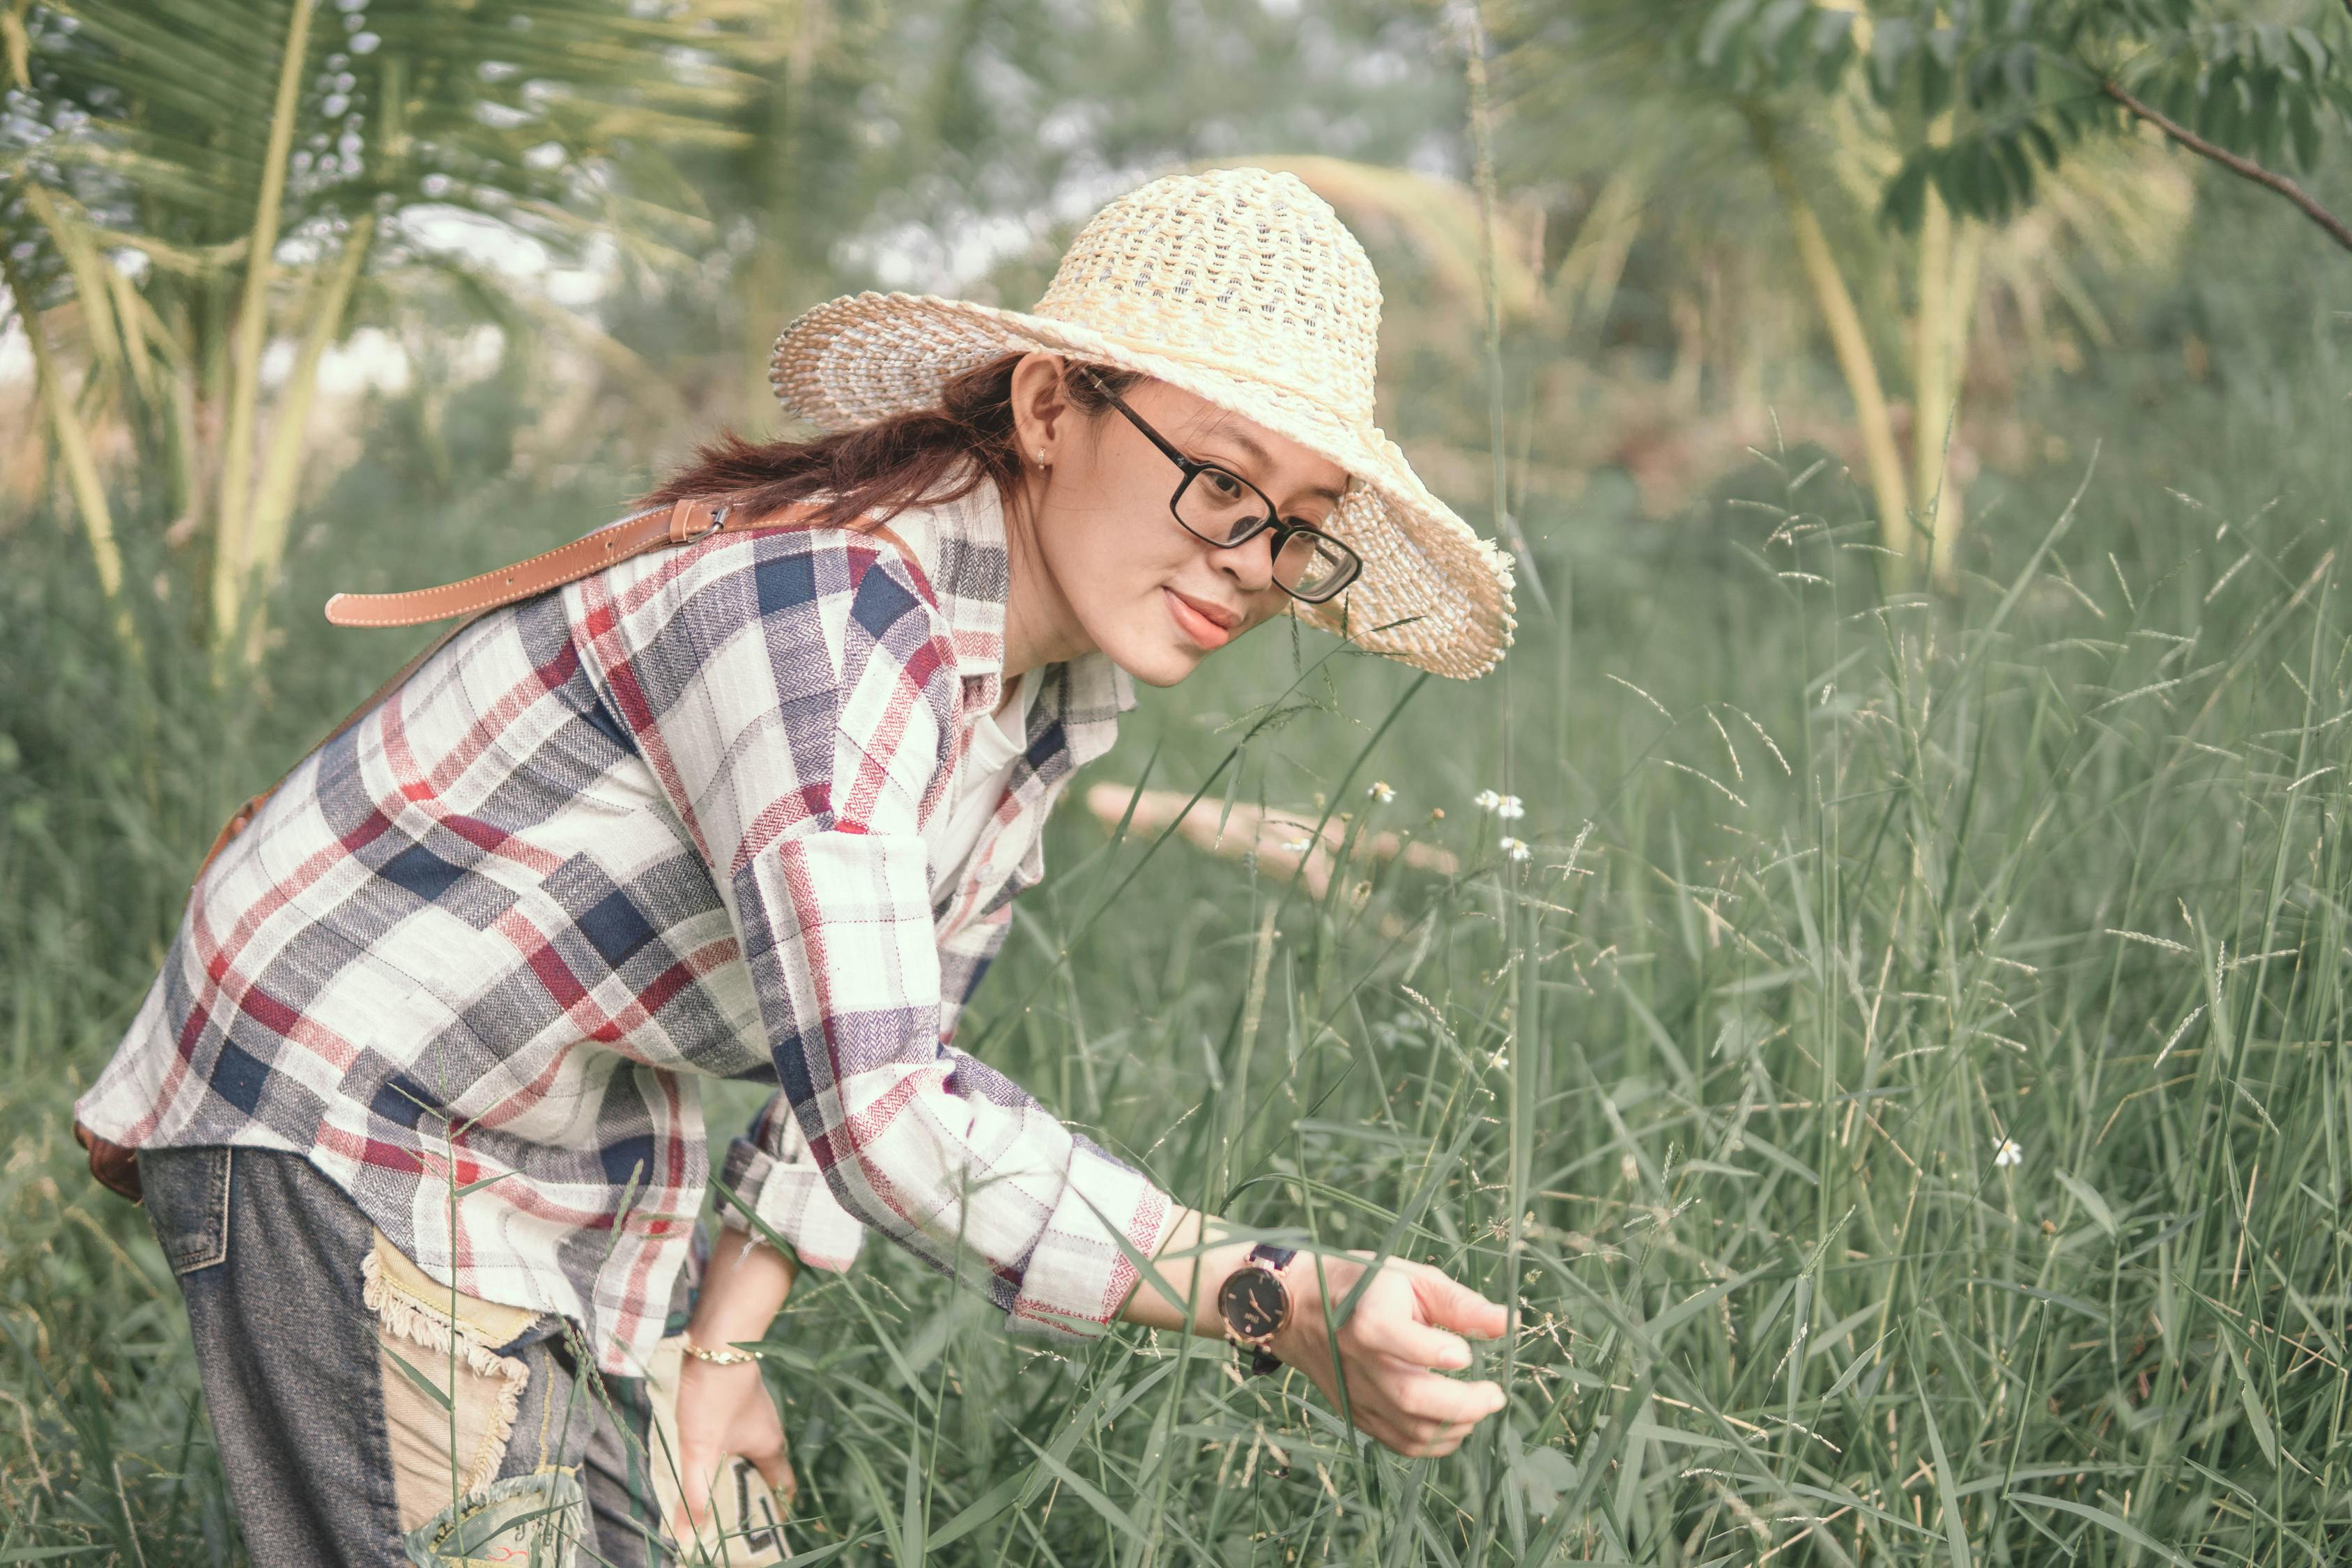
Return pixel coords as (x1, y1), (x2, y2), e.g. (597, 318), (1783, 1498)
(1102, 634), (1209, 689)
(1129, 650), (1206, 688)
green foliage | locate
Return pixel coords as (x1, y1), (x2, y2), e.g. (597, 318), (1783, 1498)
(7, 0), (732, 260)
(613, 0), (1471, 418)
(11, 220), (2352, 1555)
(2, 0), (748, 664)
(1686, 0), (2352, 231)
(13, 1), (2352, 1561)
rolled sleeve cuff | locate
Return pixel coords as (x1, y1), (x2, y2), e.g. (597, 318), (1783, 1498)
(1004, 1139), (1171, 1339)
(718, 1131), (866, 1273)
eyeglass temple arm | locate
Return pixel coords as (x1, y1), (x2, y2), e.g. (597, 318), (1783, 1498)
(1074, 363), (1201, 475)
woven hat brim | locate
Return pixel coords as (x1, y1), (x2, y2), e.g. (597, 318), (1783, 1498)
(769, 291), (1516, 679)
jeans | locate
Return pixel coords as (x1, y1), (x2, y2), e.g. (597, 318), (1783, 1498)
(137, 1143), (687, 1568)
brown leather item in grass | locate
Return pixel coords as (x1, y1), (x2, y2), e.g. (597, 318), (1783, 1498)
(75, 1119), (144, 1204)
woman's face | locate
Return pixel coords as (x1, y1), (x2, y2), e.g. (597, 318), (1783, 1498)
(1007, 354), (1353, 688)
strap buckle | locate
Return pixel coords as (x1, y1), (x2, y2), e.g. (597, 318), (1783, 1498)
(667, 500), (732, 546)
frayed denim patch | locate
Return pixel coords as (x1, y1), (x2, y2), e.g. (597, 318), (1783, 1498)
(401, 1467), (584, 1567)
(361, 1227), (548, 1526)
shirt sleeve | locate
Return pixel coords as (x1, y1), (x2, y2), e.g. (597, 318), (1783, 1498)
(573, 532), (1167, 1338)
(715, 1096), (867, 1271)
(937, 903), (1013, 1045)
(715, 870), (1014, 1268)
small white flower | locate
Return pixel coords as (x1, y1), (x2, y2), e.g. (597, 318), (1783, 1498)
(1994, 1138), (2022, 1168)
(1496, 794), (1525, 820)
(1473, 788), (1502, 812)
(1281, 836), (1313, 854)
(1498, 836), (1530, 862)
(1367, 781), (1395, 804)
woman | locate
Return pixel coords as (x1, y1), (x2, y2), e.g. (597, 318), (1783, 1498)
(73, 167), (1518, 1565)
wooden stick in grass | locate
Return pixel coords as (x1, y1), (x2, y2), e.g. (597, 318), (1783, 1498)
(1084, 785), (1457, 909)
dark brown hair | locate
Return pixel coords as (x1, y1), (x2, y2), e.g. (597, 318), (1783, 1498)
(640, 351), (1144, 526)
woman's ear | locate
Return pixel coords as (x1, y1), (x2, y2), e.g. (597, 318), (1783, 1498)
(1008, 353), (1075, 466)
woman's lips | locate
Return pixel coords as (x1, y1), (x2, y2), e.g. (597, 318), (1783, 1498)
(1164, 586), (1235, 650)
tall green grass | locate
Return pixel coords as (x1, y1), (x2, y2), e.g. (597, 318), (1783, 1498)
(4, 351), (2349, 1565)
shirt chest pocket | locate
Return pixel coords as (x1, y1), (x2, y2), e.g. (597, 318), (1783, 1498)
(929, 784), (1045, 921)
(971, 816), (1047, 921)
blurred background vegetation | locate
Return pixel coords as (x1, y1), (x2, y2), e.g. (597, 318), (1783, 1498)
(8, 0), (2352, 1562)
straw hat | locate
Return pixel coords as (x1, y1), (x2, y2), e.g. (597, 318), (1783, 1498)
(767, 167), (1516, 679)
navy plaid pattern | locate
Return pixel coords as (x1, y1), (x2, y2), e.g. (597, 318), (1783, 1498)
(75, 470), (1164, 1376)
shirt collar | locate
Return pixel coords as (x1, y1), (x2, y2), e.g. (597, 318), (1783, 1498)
(882, 459), (1136, 771)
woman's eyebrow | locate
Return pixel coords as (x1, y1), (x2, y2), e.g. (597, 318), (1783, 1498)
(1208, 429), (1346, 505)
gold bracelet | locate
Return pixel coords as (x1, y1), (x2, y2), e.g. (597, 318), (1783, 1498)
(679, 1336), (758, 1367)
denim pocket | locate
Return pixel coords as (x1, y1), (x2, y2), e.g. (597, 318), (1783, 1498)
(136, 1145), (232, 1276)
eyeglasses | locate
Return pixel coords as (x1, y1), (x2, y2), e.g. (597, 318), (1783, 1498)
(1079, 368), (1362, 604)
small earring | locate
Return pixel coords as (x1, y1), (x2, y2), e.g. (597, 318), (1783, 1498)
(1036, 449), (1048, 465)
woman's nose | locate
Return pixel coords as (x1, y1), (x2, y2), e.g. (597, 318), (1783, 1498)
(1207, 532), (1278, 594)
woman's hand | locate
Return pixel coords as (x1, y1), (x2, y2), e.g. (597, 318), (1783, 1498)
(671, 1355), (795, 1529)
(672, 1226), (801, 1532)
(1268, 1251), (1509, 1458)
(1116, 1204), (1512, 1457)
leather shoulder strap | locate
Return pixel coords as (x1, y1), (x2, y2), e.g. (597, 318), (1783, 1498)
(330, 498), (750, 627)
(196, 497), (912, 882)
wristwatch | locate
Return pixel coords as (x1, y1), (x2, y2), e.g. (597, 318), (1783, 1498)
(1215, 1243), (1298, 1376)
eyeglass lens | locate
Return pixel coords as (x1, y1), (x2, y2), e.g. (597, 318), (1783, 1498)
(1271, 532), (1355, 599)
(1174, 468), (1272, 544)
(1175, 469), (1356, 599)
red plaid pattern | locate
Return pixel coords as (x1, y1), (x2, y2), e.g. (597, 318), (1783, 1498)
(75, 470), (1165, 1375)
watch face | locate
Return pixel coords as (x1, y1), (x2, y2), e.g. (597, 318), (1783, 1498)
(1218, 1266), (1288, 1340)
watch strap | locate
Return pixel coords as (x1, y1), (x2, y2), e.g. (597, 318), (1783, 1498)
(1242, 1243), (1296, 1377)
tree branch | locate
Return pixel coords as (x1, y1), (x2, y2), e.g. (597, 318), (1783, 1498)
(2103, 79), (2352, 255)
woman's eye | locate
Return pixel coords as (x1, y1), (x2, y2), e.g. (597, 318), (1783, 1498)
(1203, 470), (1246, 501)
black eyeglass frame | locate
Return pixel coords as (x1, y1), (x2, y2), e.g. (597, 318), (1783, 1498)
(1075, 366), (1363, 605)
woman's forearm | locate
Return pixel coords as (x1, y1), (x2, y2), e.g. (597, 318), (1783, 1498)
(1116, 1201), (1260, 1339)
(687, 1228), (799, 1349)
(694, 1198), (1239, 1347)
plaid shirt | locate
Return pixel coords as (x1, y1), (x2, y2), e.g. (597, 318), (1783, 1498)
(75, 469), (1170, 1376)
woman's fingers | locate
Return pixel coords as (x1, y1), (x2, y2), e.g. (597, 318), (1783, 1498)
(1387, 1369), (1507, 1427)
(1289, 1255), (1514, 1459)
(673, 1442), (718, 1529)
(1328, 1351), (1507, 1457)
(1408, 1264), (1512, 1339)
(669, 1361), (789, 1533)
(678, 1446), (791, 1532)
(746, 1446), (797, 1512)
(1415, 1424), (1477, 1459)
(1368, 1406), (1479, 1459)
(1327, 1256), (1509, 1358)
(1358, 1316), (1470, 1369)
(1374, 1363), (1505, 1457)
(1352, 1292), (1474, 1368)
